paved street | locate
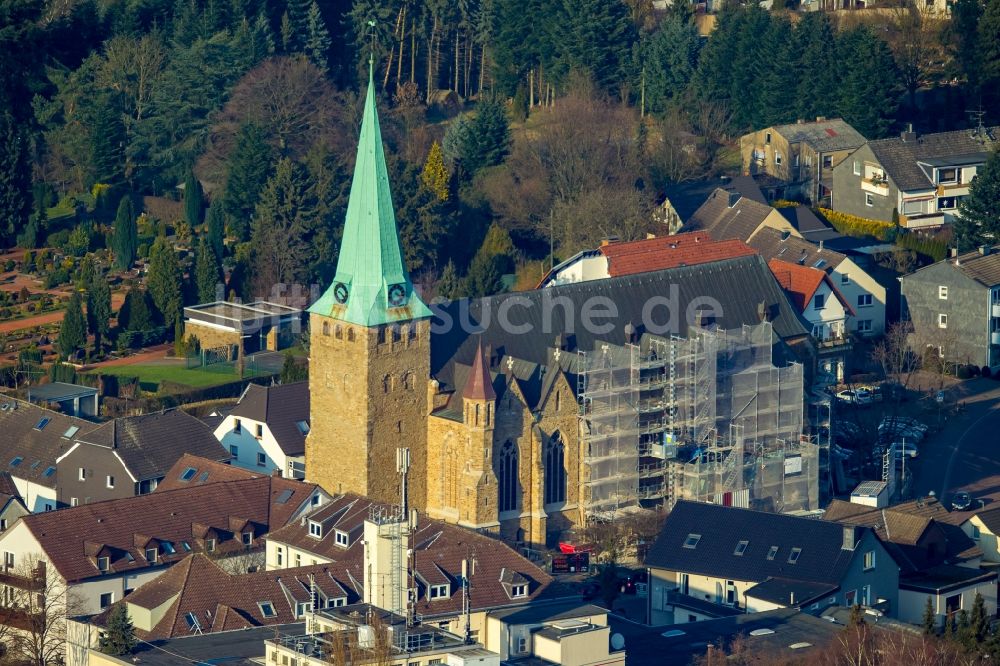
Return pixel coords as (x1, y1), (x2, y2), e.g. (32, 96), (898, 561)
(908, 378), (1000, 505)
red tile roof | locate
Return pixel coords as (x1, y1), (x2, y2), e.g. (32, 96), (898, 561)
(767, 259), (853, 314)
(599, 233), (758, 277)
(96, 554), (350, 639)
(21, 476), (321, 583)
(268, 493), (552, 618)
(155, 454), (262, 492)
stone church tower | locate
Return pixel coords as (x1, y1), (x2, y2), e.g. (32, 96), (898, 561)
(305, 62), (432, 507)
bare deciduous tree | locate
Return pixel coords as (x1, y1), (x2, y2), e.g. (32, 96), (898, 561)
(5, 554), (84, 666)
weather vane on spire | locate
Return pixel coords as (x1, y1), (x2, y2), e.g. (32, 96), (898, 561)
(367, 19), (376, 68)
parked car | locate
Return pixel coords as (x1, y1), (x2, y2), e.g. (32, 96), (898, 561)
(951, 492), (972, 511)
(837, 389), (873, 405)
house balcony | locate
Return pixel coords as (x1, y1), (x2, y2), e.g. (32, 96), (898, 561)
(991, 303), (1000, 318)
(991, 331), (1000, 346)
(861, 178), (890, 196)
(816, 329), (852, 349)
(899, 213), (945, 230)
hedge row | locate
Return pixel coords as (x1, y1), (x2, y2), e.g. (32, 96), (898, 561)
(896, 231), (948, 262)
(816, 208), (896, 241)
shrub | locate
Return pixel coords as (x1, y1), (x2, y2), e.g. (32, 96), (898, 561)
(983, 366), (992, 378)
(957, 365), (971, 380)
(897, 231), (948, 262)
(816, 208), (896, 241)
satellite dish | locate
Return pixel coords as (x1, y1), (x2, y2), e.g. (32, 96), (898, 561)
(611, 633), (625, 651)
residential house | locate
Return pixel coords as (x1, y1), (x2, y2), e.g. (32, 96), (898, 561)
(644, 500), (898, 626)
(900, 245), (1000, 369)
(961, 506), (1000, 564)
(658, 175), (770, 233)
(482, 600), (625, 666)
(213, 381), (308, 478)
(536, 232), (757, 288)
(0, 473), (28, 532)
(183, 301), (304, 358)
(56, 409), (230, 505)
(831, 126), (997, 228)
(750, 227), (887, 336)
(265, 492), (553, 642)
(768, 258), (854, 383)
(25, 382), (99, 418)
(88, 554), (353, 640)
(154, 453), (261, 492)
(0, 398), (96, 512)
(681, 188), (798, 242)
(0, 475), (328, 616)
(741, 118), (867, 204)
(824, 497), (994, 627)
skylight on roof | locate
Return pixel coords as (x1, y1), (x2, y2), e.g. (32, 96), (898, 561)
(767, 546), (779, 561)
(259, 601), (277, 618)
(34, 418), (50, 431)
(30, 460), (40, 470)
(275, 489), (294, 504)
(683, 534), (701, 549)
(63, 425), (80, 439)
(734, 540), (749, 556)
(9, 457), (22, 468)
(661, 630), (686, 638)
(788, 547), (802, 564)
(813, 259), (827, 269)
(296, 420), (310, 435)
(181, 542), (192, 552)
(749, 628), (775, 637)
(179, 467), (197, 481)
(184, 612), (201, 632)
(197, 471), (209, 482)
(43, 466), (55, 477)
(162, 542), (176, 555)
(125, 552), (135, 562)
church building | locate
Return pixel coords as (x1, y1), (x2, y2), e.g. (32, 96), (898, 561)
(307, 64), (816, 549)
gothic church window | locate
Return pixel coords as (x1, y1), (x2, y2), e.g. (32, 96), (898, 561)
(322, 322), (330, 336)
(498, 441), (518, 513)
(544, 432), (566, 505)
(347, 328), (355, 342)
(335, 325), (342, 340)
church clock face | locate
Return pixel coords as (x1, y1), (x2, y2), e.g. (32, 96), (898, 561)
(333, 282), (349, 304)
(387, 283), (407, 307)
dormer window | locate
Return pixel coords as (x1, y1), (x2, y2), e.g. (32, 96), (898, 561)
(206, 538), (216, 553)
(295, 601), (312, 618)
(258, 601), (277, 618)
(309, 521), (323, 539)
(327, 596), (346, 608)
(511, 584), (528, 598)
(161, 542), (176, 555)
(430, 584), (450, 600)
(335, 530), (349, 547)
(242, 532), (253, 546)
(145, 547), (158, 563)
(97, 556), (110, 572)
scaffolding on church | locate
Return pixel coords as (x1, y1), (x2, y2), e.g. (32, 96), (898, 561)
(578, 322), (817, 520)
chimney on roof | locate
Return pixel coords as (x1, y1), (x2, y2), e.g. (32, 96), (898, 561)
(950, 248), (958, 258)
(979, 246), (991, 256)
(758, 301), (769, 323)
(842, 525), (859, 551)
(901, 124), (917, 142)
(819, 240), (824, 251)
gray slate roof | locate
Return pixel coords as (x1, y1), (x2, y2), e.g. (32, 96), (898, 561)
(229, 382), (309, 456)
(76, 409), (229, 481)
(868, 127), (997, 191)
(771, 118), (867, 153)
(778, 206), (843, 244)
(684, 189), (776, 242)
(0, 398), (95, 488)
(430, 254), (810, 378)
(748, 226), (848, 272)
(952, 246), (1000, 287)
(644, 500), (866, 586)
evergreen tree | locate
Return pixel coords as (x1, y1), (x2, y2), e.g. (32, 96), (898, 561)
(120, 286), (153, 333)
(956, 149), (1000, 250)
(282, 0), (311, 52)
(250, 158), (308, 293)
(195, 237), (222, 303)
(979, 0), (1000, 108)
(969, 591), (989, 643)
(206, 196), (226, 261)
(639, 15), (701, 114)
(837, 27), (901, 138)
(438, 260), (461, 299)
(922, 595), (936, 635)
(18, 210), (44, 250)
(463, 253), (506, 298)
(304, 1), (331, 73)
(280, 349), (307, 383)
(793, 13), (839, 123)
(224, 123), (273, 241)
(184, 170), (203, 227)
(421, 142), (450, 201)
(58, 291), (87, 360)
(146, 237), (183, 330)
(0, 113), (31, 246)
(99, 604), (137, 657)
(462, 96), (512, 176)
(86, 275), (112, 352)
(948, 0), (983, 89)
(90, 94), (126, 188)
(475, 222), (517, 273)
(553, 0), (635, 94)
(112, 196), (138, 270)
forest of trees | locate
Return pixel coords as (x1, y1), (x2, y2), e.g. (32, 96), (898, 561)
(3, 0), (1000, 310)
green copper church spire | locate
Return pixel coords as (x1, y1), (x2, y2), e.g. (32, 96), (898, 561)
(309, 60), (431, 326)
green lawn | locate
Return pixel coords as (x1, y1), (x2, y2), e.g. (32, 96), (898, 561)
(88, 363), (260, 391)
